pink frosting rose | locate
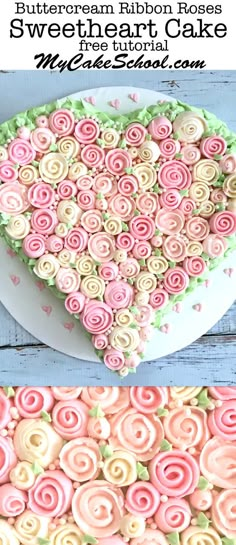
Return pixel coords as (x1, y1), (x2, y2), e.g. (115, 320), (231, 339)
(130, 387), (168, 413)
(14, 387), (54, 418)
(49, 108), (75, 136)
(104, 280), (134, 310)
(74, 118), (100, 144)
(0, 436), (17, 484)
(148, 116), (172, 140)
(149, 450), (200, 497)
(52, 399), (89, 440)
(154, 498), (191, 532)
(0, 388), (12, 430)
(104, 348), (125, 371)
(200, 135), (227, 159)
(125, 123), (147, 146)
(158, 160), (191, 190)
(81, 301), (113, 335)
(125, 481), (160, 518)
(28, 469), (73, 517)
(0, 484), (27, 516)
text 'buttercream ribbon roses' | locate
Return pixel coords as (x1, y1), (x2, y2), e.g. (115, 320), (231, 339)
(0, 436), (17, 484)
(28, 469), (73, 517)
(13, 419), (63, 468)
(173, 111), (207, 143)
(109, 408), (164, 461)
(72, 480), (124, 538)
(149, 449), (200, 496)
(59, 436), (101, 482)
(163, 406), (210, 451)
(14, 510), (50, 545)
(200, 436), (236, 488)
(52, 399), (89, 440)
(181, 527), (221, 545)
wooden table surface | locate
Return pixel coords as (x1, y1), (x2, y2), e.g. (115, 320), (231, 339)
(0, 70), (235, 386)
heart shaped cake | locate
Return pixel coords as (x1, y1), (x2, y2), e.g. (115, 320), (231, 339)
(0, 385), (236, 545)
(0, 99), (236, 373)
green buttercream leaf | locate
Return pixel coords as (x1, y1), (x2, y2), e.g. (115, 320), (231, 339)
(175, 153), (183, 159)
(96, 192), (103, 200)
(124, 167), (134, 174)
(49, 143), (58, 152)
(160, 439), (172, 451)
(157, 407), (169, 417)
(197, 512), (211, 529)
(136, 462), (149, 481)
(197, 476), (209, 490)
(179, 189), (189, 196)
(41, 410), (52, 422)
(119, 138), (127, 149)
(130, 306), (139, 315)
(222, 539), (236, 545)
(3, 386), (15, 398)
(139, 258), (146, 266)
(99, 444), (113, 458)
(89, 405), (105, 418)
(197, 388), (211, 409)
(121, 222), (129, 232)
(167, 532), (180, 545)
(32, 462), (44, 476)
(82, 536), (98, 545)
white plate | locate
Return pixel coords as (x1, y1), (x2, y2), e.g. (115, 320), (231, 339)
(0, 86), (236, 363)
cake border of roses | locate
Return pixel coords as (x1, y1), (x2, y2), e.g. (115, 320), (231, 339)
(0, 97), (236, 364)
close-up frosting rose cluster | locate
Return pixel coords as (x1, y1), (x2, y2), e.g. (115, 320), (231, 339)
(0, 385), (236, 545)
(0, 100), (236, 374)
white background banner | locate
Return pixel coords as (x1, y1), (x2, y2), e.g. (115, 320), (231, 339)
(0, 0), (235, 70)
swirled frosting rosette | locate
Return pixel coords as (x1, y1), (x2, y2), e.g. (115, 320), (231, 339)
(1, 99), (236, 372)
(72, 480), (124, 538)
(28, 470), (73, 517)
(52, 399), (89, 440)
(158, 161), (191, 190)
(163, 406), (209, 450)
(74, 118), (100, 144)
(154, 498), (191, 533)
(200, 436), (236, 488)
(14, 510), (50, 545)
(109, 408), (164, 461)
(149, 450), (200, 496)
(3, 387), (236, 541)
(173, 111), (207, 143)
(212, 489), (236, 537)
(59, 437), (101, 481)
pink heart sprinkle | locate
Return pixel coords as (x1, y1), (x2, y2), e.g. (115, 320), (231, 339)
(109, 99), (121, 110)
(84, 96), (96, 106)
(64, 322), (75, 332)
(160, 323), (171, 334)
(172, 303), (182, 313)
(35, 281), (45, 292)
(7, 248), (16, 258)
(41, 305), (52, 317)
(193, 303), (203, 312)
(204, 279), (210, 288)
(10, 274), (20, 286)
(128, 92), (140, 103)
(224, 267), (234, 277)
